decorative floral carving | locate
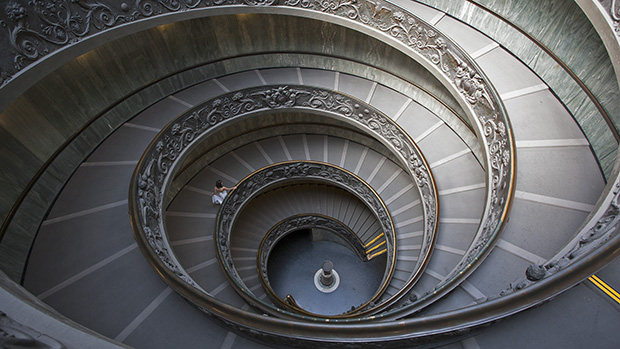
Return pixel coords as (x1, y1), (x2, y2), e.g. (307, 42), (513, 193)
(612, 0), (620, 35)
(244, 0), (276, 5)
(450, 51), (494, 110)
(253, 85), (310, 108)
(0, 0), (239, 87)
(1, 0), (133, 76)
(5, 2), (26, 22)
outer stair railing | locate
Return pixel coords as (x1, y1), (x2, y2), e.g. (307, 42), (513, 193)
(127, 0), (519, 342)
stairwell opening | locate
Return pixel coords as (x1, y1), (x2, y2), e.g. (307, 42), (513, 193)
(266, 228), (386, 316)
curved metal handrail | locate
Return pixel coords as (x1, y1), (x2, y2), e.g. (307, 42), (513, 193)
(130, 0), (514, 325)
(129, 84), (438, 320)
(215, 161), (397, 318)
(256, 214), (377, 315)
(279, 0), (515, 316)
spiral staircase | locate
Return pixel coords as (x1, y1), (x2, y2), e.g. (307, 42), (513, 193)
(1, 0), (620, 348)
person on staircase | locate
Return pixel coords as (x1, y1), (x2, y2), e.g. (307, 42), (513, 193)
(212, 179), (236, 205)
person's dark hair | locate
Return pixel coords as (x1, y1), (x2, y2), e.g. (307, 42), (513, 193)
(215, 180), (223, 188)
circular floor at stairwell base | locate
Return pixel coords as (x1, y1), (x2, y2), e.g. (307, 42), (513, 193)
(267, 230), (387, 316)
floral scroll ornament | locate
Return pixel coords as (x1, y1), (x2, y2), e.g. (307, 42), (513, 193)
(382, 11), (451, 73)
(3, 0), (131, 71)
(305, 90), (354, 116)
(450, 50), (495, 110)
(244, 0), (276, 5)
(253, 85), (308, 108)
(609, 0), (620, 32)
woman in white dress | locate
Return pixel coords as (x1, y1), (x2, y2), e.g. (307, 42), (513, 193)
(212, 179), (236, 205)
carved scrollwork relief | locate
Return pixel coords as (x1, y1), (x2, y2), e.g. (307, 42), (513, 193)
(608, 0), (620, 32)
(0, 0), (219, 87)
(1, 1), (133, 78)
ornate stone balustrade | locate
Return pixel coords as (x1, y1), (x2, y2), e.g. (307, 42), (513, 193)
(255, 214), (374, 315)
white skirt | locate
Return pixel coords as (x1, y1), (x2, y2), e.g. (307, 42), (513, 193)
(212, 191), (227, 205)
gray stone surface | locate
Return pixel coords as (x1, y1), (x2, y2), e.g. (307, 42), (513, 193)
(465, 247), (531, 297)
(368, 84), (411, 118)
(473, 282), (620, 348)
(475, 48), (544, 95)
(501, 200), (590, 260)
(505, 90), (587, 141)
(40, 249), (167, 340)
(516, 146), (605, 204)
(439, 189), (485, 220)
(436, 16), (496, 55)
(338, 73), (376, 103)
(435, 222), (479, 252)
(45, 165), (133, 219)
(85, 127), (157, 163)
(24, 205), (134, 296)
(431, 154), (485, 190)
(1, 271), (127, 349)
(417, 124), (470, 163)
(122, 291), (231, 349)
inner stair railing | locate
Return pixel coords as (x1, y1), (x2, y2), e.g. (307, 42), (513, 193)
(215, 161), (397, 318)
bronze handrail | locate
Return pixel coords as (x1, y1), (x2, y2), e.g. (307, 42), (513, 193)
(255, 212), (382, 316)
(131, 0), (514, 327)
(129, 83), (441, 320)
(214, 161), (397, 318)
